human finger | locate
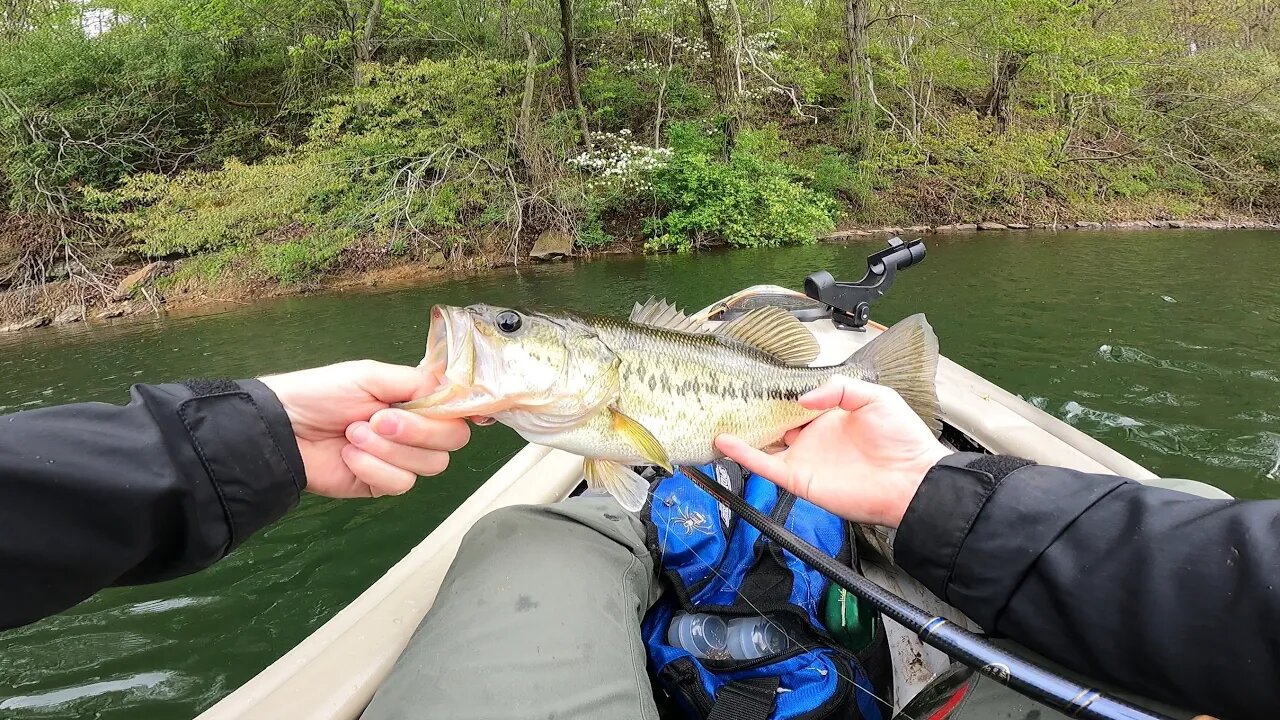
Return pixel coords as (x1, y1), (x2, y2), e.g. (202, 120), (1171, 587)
(341, 444), (418, 497)
(714, 434), (797, 488)
(370, 408), (470, 451)
(799, 376), (887, 413)
(352, 360), (439, 404)
(348, 422), (452, 477)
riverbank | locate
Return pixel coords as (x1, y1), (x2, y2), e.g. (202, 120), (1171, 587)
(2, 218), (1273, 335)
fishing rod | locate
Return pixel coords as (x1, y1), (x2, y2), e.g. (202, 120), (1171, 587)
(677, 463), (1177, 720)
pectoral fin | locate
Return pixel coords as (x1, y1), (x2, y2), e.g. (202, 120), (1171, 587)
(584, 459), (652, 512)
(609, 406), (672, 472)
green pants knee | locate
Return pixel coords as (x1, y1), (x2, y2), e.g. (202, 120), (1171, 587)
(361, 497), (661, 720)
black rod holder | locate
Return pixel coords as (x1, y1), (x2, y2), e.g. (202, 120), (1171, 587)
(804, 237), (926, 330)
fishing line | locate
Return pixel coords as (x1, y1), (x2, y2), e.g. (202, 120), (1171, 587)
(648, 483), (908, 718)
(465, 445), (522, 473)
(677, 464), (1176, 720)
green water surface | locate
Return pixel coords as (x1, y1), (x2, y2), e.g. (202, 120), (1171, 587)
(1, 230), (1277, 718)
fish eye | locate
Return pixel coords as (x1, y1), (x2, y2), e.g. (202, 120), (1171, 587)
(495, 310), (522, 334)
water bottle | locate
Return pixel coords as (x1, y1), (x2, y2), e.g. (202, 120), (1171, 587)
(726, 616), (792, 659)
(667, 612), (729, 659)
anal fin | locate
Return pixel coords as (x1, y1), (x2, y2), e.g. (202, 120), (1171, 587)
(584, 459), (652, 512)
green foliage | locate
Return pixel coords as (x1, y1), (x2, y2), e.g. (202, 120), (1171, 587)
(95, 56), (520, 281)
(794, 146), (876, 208)
(582, 63), (651, 127)
(646, 122), (836, 250)
(6, 0), (1280, 296)
(0, 2), (304, 219)
(576, 199), (615, 249)
(256, 232), (352, 283)
(104, 160), (347, 257)
(866, 113), (1074, 221)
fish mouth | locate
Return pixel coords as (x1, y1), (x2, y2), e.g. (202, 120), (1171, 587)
(403, 305), (501, 418)
(422, 305), (454, 384)
(420, 304), (476, 397)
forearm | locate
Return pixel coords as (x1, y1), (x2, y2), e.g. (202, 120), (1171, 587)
(0, 379), (305, 629)
(895, 453), (1280, 718)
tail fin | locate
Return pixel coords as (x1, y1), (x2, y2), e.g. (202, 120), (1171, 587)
(846, 314), (942, 435)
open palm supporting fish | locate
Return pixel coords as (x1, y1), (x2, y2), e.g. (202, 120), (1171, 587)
(399, 298), (941, 511)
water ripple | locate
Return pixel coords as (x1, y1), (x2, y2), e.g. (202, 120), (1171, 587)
(1060, 400), (1145, 431)
(1095, 344), (1222, 376)
(127, 596), (213, 615)
(0, 671), (177, 712)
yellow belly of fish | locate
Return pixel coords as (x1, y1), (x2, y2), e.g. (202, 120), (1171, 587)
(518, 392), (818, 466)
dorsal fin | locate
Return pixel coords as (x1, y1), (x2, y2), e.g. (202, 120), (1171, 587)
(714, 307), (821, 366)
(629, 297), (707, 333)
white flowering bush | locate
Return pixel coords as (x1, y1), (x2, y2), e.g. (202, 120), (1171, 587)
(567, 129), (673, 194)
(622, 59), (664, 74)
(745, 29), (784, 62)
(669, 34), (711, 62)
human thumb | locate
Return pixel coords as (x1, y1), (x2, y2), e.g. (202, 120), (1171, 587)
(353, 360), (436, 404)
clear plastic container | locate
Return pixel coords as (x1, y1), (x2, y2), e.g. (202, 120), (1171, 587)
(667, 612), (729, 659)
(726, 616), (792, 659)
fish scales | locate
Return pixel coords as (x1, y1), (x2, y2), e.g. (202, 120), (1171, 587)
(594, 320), (827, 464)
(401, 301), (940, 511)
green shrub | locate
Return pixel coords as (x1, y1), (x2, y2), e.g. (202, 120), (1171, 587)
(794, 145), (877, 208)
(646, 122), (837, 249)
(576, 199), (615, 249)
(99, 56), (522, 278)
(865, 113), (1074, 220)
(106, 159), (347, 257)
(256, 232), (352, 283)
(582, 63), (650, 127)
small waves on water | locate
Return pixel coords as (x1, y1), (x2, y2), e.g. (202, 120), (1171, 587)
(1095, 343), (1224, 376)
(1032, 394), (1280, 482)
(0, 671), (221, 718)
(1023, 333), (1280, 493)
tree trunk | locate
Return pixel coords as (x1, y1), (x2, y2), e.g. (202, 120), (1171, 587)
(844, 0), (868, 107)
(518, 31), (537, 144)
(352, 0), (383, 87)
(559, 0), (592, 148)
(983, 51), (1024, 132)
(516, 30), (546, 183)
(695, 0), (737, 160)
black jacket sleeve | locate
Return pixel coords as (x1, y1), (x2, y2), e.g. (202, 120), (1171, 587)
(895, 452), (1280, 719)
(0, 379), (306, 629)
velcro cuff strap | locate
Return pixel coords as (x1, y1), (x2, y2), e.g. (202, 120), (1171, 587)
(708, 677), (779, 720)
(896, 452), (1003, 603)
(177, 379), (305, 554)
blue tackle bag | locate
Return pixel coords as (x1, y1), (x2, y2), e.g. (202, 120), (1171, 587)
(641, 461), (891, 720)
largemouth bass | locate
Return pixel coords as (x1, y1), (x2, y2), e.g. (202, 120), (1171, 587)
(401, 298), (940, 511)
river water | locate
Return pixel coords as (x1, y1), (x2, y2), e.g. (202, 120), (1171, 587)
(1, 230), (1277, 718)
